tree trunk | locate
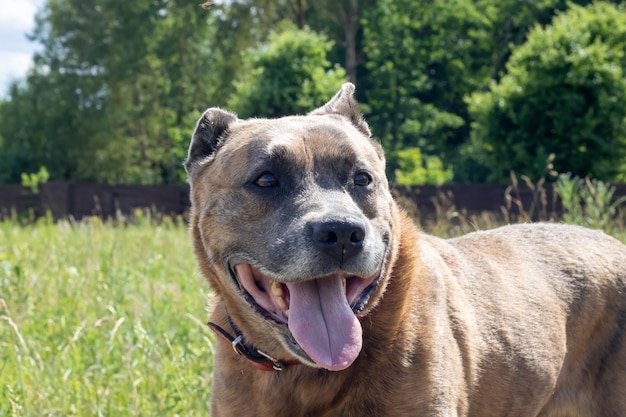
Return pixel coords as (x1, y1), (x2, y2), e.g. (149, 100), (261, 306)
(287, 0), (306, 28)
(344, 0), (358, 84)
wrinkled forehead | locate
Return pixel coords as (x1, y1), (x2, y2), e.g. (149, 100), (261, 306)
(220, 115), (382, 168)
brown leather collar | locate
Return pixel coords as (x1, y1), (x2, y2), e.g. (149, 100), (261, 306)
(207, 318), (302, 372)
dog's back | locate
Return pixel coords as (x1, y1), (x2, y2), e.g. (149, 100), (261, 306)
(423, 223), (626, 416)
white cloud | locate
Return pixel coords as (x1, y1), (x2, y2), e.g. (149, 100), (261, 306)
(0, 0), (43, 95)
(0, 51), (33, 93)
(0, 0), (38, 30)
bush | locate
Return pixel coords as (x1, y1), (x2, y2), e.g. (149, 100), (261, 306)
(394, 148), (453, 185)
(467, 2), (626, 183)
(229, 24), (347, 118)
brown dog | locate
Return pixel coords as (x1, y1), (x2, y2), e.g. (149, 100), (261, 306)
(185, 83), (626, 416)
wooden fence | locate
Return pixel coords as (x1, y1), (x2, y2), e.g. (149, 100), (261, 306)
(0, 183), (190, 220)
(2, 181), (626, 222)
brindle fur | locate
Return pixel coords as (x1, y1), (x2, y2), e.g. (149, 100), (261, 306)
(185, 83), (626, 416)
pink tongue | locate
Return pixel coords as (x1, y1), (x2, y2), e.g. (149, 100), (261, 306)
(286, 275), (362, 371)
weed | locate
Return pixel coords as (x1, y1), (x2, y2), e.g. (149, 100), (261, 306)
(555, 173), (626, 232)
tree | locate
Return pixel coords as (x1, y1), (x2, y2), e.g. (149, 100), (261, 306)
(479, 0), (624, 81)
(0, 0), (217, 183)
(208, 0), (370, 86)
(228, 24), (347, 118)
(304, 0), (372, 85)
(361, 0), (493, 179)
(206, 0), (286, 107)
(0, 71), (99, 182)
(467, 2), (626, 183)
(6, 0), (625, 185)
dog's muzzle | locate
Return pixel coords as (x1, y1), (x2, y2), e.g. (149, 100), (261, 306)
(231, 263), (382, 371)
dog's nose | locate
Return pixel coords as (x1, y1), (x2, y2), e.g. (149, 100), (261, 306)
(312, 220), (365, 262)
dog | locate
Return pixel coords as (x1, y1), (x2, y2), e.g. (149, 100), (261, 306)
(184, 83), (626, 416)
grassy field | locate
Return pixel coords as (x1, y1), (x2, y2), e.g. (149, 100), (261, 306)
(0, 215), (214, 416)
(2, 190), (626, 416)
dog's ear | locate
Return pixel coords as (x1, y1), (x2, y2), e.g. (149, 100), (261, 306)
(185, 108), (238, 174)
(309, 83), (371, 138)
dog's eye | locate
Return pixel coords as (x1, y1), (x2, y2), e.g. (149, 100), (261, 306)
(354, 171), (372, 186)
(254, 172), (279, 188)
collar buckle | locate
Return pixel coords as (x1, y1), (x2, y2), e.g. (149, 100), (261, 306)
(256, 349), (284, 371)
(230, 334), (244, 355)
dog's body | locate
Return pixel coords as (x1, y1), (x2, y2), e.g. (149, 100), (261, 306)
(185, 84), (626, 416)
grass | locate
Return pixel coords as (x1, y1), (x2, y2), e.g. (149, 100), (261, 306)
(3, 177), (626, 416)
(0, 215), (214, 416)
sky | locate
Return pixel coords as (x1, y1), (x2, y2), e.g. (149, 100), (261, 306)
(0, 0), (45, 96)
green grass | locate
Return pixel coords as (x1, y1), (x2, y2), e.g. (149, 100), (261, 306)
(2, 195), (626, 417)
(0, 216), (214, 416)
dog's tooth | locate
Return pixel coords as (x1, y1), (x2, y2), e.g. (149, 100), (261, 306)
(270, 280), (284, 297)
(342, 278), (347, 294)
(284, 309), (289, 318)
(276, 296), (288, 311)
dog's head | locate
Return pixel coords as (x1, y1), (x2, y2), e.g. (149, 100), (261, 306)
(185, 83), (399, 371)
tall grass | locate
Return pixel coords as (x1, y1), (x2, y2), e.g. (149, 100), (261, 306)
(3, 178), (626, 416)
(0, 216), (214, 416)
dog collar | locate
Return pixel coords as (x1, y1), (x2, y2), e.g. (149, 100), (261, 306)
(207, 319), (302, 372)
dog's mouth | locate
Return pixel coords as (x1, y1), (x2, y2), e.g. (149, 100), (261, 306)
(232, 263), (381, 371)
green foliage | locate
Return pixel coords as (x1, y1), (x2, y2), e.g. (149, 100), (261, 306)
(0, 74), (87, 183)
(394, 148), (453, 186)
(479, 0), (589, 79)
(0, 219), (212, 415)
(555, 173), (626, 229)
(0, 0), (217, 184)
(21, 167), (49, 194)
(468, 2), (626, 183)
(206, 0), (289, 106)
(229, 25), (347, 118)
(3, 0), (626, 185)
(362, 0), (493, 178)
